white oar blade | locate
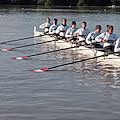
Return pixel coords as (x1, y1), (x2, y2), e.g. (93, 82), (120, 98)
(11, 56), (28, 60)
(0, 48), (12, 51)
(29, 68), (49, 72)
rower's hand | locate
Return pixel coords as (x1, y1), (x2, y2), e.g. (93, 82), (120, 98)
(59, 30), (65, 32)
(92, 41), (95, 43)
(70, 35), (74, 38)
(77, 34), (87, 38)
(73, 33), (77, 37)
(103, 39), (108, 43)
(77, 34), (81, 37)
(45, 27), (49, 28)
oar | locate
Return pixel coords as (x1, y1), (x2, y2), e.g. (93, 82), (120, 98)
(0, 39), (57, 51)
(0, 35), (42, 45)
(12, 46), (79, 60)
(29, 53), (108, 72)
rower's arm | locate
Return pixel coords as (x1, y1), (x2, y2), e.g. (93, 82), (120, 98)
(39, 23), (45, 29)
(86, 33), (92, 44)
(95, 33), (105, 43)
(65, 28), (71, 38)
(55, 26), (60, 34)
(49, 25), (53, 34)
(114, 38), (120, 52)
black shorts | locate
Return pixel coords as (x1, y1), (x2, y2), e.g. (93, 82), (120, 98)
(104, 46), (114, 54)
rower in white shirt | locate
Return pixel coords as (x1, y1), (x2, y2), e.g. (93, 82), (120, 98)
(39, 17), (52, 34)
(74, 21), (90, 40)
(114, 38), (120, 52)
(65, 21), (78, 40)
(56, 18), (69, 39)
(86, 25), (102, 47)
(49, 18), (59, 35)
(95, 25), (118, 53)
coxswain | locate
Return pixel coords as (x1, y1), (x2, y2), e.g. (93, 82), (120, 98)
(49, 18), (59, 36)
(74, 21), (90, 45)
(56, 18), (69, 40)
(39, 17), (52, 34)
(95, 25), (118, 53)
(65, 21), (78, 41)
(86, 25), (102, 47)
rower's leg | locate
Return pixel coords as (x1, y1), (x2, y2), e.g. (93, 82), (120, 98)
(104, 46), (114, 54)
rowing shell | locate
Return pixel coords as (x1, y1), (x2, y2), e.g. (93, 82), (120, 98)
(34, 27), (120, 68)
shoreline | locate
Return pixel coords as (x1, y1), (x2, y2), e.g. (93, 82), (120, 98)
(0, 5), (120, 9)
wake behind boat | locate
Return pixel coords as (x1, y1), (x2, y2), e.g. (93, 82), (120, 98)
(34, 27), (120, 68)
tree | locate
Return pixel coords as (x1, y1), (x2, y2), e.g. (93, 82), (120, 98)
(37, 0), (46, 5)
(45, 0), (54, 6)
(77, 0), (85, 6)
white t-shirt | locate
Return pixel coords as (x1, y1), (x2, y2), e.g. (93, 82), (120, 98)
(95, 32), (117, 47)
(86, 31), (101, 44)
(65, 27), (78, 38)
(49, 24), (59, 34)
(75, 28), (90, 41)
(39, 22), (52, 32)
(56, 25), (69, 37)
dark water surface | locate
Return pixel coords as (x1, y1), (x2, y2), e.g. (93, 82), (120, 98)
(0, 5), (120, 120)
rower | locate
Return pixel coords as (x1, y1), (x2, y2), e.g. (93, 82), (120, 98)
(73, 21), (90, 45)
(65, 21), (78, 41)
(39, 17), (52, 34)
(55, 18), (69, 40)
(114, 38), (120, 53)
(95, 25), (118, 53)
(49, 18), (59, 36)
(86, 25), (102, 48)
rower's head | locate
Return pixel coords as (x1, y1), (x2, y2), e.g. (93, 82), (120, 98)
(62, 18), (67, 26)
(71, 21), (76, 29)
(95, 25), (101, 33)
(107, 25), (113, 34)
(46, 17), (50, 23)
(53, 18), (58, 25)
(82, 21), (87, 29)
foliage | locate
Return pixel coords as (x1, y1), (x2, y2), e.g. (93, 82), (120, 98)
(77, 0), (85, 6)
(0, 0), (120, 5)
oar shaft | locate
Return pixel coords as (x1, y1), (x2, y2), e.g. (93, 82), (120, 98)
(1, 36), (39, 44)
(48, 54), (105, 70)
(27, 46), (76, 57)
(11, 39), (57, 50)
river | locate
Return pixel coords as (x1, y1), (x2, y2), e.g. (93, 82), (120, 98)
(0, 5), (120, 120)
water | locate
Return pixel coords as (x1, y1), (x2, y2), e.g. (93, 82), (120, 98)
(0, 5), (120, 120)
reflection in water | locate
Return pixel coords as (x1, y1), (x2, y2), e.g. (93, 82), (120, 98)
(100, 66), (120, 88)
(42, 41), (120, 84)
(44, 41), (120, 90)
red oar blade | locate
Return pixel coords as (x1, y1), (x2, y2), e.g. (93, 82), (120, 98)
(11, 56), (28, 60)
(29, 68), (49, 72)
(0, 48), (12, 51)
